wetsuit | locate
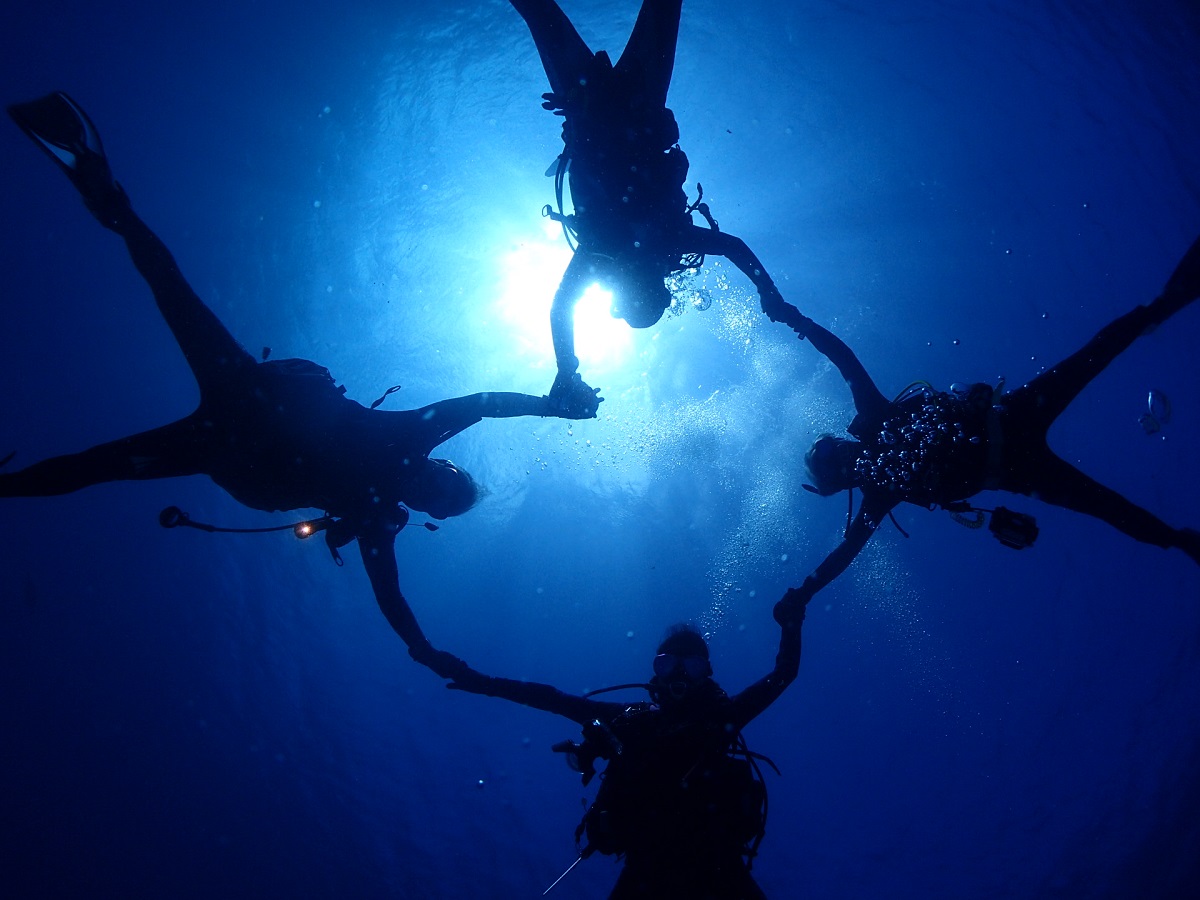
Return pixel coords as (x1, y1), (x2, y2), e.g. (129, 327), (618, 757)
(0, 195), (555, 673)
(794, 242), (1200, 601)
(449, 598), (804, 899)
(509, 0), (806, 401)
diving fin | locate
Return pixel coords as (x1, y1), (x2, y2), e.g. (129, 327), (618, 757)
(7, 91), (129, 227)
(8, 92), (109, 184)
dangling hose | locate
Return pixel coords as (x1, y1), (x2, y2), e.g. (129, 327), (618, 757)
(949, 509), (985, 529)
(369, 384), (403, 410)
(582, 682), (652, 698)
(158, 505), (440, 567)
(685, 182), (719, 232)
(886, 510), (910, 538)
(545, 151), (579, 251)
(158, 505), (314, 535)
(893, 381), (933, 403)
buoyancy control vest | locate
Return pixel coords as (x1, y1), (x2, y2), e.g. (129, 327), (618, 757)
(560, 700), (772, 864)
(542, 54), (693, 258)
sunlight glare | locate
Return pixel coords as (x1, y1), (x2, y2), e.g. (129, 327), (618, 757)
(496, 238), (632, 373)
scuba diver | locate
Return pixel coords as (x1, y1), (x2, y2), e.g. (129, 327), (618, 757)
(508, 0), (808, 416)
(788, 235), (1200, 604)
(2, 92), (591, 677)
(446, 587), (808, 899)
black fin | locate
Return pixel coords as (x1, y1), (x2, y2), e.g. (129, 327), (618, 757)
(7, 92), (105, 181)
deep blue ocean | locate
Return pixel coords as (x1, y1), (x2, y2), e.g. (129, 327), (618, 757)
(2, 1), (1198, 897)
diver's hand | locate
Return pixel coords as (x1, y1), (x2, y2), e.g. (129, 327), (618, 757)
(760, 288), (812, 339)
(408, 642), (470, 680)
(541, 91), (569, 116)
(773, 582), (813, 628)
(548, 371), (603, 419)
(447, 665), (495, 696)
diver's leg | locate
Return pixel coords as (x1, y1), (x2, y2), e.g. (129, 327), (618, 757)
(1002, 302), (1162, 434)
(1154, 233), (1200, 321)
(1004, 237), (1200, 432)
(0, 418), (206, 497)
(114, 211), (257, 390)
(9, 92), (255, 392)
(509, 0), (595, 96)
(1021, 452), (1197, 562)
(615, 0), (684, 107)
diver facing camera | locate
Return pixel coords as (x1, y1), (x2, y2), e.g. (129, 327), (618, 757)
(445, 592), (809, 899)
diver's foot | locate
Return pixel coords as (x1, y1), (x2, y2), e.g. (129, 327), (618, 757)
(548, 371), (603, 419)
(1162, 235), (1200, 300)
(1178, 528), (1200, 568)
(7, 92), (131, 231)
(1148, 234), (1200, 326)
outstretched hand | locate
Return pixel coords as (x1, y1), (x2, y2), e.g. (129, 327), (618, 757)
(541, 91), (569, 116)
(548, 371), (603, 419)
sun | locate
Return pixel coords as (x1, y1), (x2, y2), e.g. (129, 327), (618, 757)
(494, 227), (632, 374)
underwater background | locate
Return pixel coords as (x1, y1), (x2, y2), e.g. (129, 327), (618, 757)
(1, 0), (1198, 897)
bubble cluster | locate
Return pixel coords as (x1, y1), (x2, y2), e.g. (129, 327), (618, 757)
(854, 388), (983, 501)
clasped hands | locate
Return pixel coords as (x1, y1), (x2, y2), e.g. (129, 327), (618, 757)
(547, 370), (604, 419)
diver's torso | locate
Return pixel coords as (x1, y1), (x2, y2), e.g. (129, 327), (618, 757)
(601, 698), (750, 857)
(200, 359), (409, 515)
(856, 385), (993, 507)
(563, 98), (690, 254)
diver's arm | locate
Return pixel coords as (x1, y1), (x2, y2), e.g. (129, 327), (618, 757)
(425, 392), (555, 429)
(448, 670), (624, 727)
(357, 526), (467, 679)
(357, 528), (428, 647)
(803, 317), (890, 420)
(686, 225), (810, 335)
(546, 253), (606, 416)
(550, 251), (598, 377)
(727, 587), (807, 728)
(114, 200), (259, 377)
(802, 495), (893, 597)
(409, 391), (557, 448)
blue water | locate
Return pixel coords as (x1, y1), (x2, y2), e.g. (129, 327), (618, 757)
(1, 1), (1198, 897)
